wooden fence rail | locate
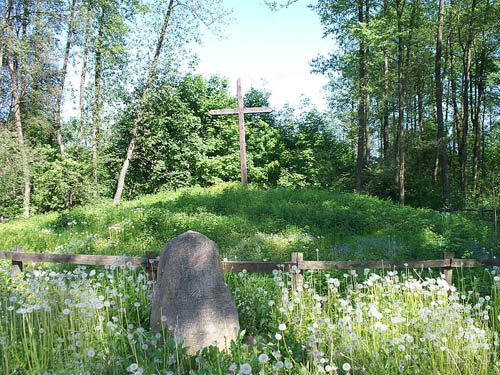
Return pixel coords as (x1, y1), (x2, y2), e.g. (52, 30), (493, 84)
(2, 246), (500, 285)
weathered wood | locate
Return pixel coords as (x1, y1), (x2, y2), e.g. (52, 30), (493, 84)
(145, 251), (159, 281)
(1, 251), (148, 267)
(208, 78), (274, 186)
(291, 252), (304, 291)
(209, 107), (273, 115)
(442, 252), (454, 285)
(11, 246), (23, 277)
(237, 78), (248, 186)
(452, 258), (500, 268)
(298, 259), (450, 270)
(221, 261), (294, 273)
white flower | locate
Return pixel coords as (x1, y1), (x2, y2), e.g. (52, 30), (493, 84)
(258, 353), (269, 364)
(161, 315), (168, 322)
(275, 333), (282, 340)
(239, 363), (252, 374)
(342, 363), (351, 372)
(127, 363), (139, 372)
(87, 349), (95, 358)
(278, 323), (286, 331)
(62, 308), (70, 315)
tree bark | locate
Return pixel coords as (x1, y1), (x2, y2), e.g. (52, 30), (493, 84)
(55, 0), (77, 157)
(355, 0), (366, 193)
(383, 50), (389, 160)
(435, 0), (451, 204)
(458, 0), (477, 200)
(92, 11), (104, 198)
(472, 0), (488, 194)
(76, 0), (92, 148)
(113, 0), (175, 204)
(7, 0), (30, 218)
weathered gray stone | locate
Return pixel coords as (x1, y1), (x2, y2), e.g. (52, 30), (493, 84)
(150, 231), (240, 354)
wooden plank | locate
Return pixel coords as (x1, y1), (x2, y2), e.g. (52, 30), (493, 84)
(0, 251), (148, 267)
(241, 107), (273, 114)
(209, 108), (240, 115)
(209, 107), (273, 115)
(221, 261), (294, 273)
(11, 246), (23, 277)
(237, 78), (247, 186)
(298, 259), (450, 270)
(442, 252), (454, 285)
(452, 258), (500, 268)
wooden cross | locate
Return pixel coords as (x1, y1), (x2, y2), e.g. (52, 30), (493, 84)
(209, 78), (273, 186)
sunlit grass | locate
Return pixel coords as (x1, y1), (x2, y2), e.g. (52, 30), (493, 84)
(2, 261), (500, 374)
(0, 183), (497, 262)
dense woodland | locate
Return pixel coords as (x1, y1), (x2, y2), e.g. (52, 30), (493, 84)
(0, 0), (499, 218)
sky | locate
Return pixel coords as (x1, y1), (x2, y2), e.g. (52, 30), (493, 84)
(62, 0), (334, 119)
(192, 0), (334, 111)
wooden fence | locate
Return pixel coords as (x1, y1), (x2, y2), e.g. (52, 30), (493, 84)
(2, 246), (500, 285)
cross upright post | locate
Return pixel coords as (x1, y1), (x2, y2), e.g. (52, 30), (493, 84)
(208, 78), (273, 186)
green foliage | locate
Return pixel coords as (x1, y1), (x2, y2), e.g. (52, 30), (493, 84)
(0, 128), (24, 218)
(31, 147), (94, 213)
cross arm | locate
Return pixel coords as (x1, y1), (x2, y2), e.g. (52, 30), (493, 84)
(208, 107), (273, 116)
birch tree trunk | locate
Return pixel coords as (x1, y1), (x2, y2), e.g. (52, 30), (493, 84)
(76, 0), (92, 147)
(434, 0), (451, 204)
(7, 0), (30, 218)
(92, 13), (104, 198)
(113, 0), (175, 204)
(55, 0), (77, 156)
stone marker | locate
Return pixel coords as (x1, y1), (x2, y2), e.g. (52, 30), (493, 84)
(150, 231), (240, 355)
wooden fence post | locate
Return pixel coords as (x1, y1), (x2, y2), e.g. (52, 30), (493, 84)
(291, 252), (304, 292)
(11, 245), (23, 277)
(442, 252), (454, 286)
(145, 251), (158, 282)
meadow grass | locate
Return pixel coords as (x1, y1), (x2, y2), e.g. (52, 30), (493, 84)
(1, 262), (500, 374)
(0, 183), (497, 262)
(1, 184), (500, 374)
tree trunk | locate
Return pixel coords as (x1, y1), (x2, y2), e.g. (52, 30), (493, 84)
(7, 0), (30, 218)
(355, 0), (366, 193)
(458, 0), (477, 200)
(383, 50), (389, 160)
(76, 0), (92, 147)
(472, 0), (488, 194)
(92, 12), (104, 198)
(55, 0), (77, 157)
(364, 0), (370, 165)
(435, 0), (451, 204)
(113, 0), (175, 204)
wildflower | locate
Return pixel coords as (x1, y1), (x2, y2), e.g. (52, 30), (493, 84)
(342, 363), (351, 372)
(278, 323), (286, 331)
(127, 363), (139, 372)
(275, 333), (282, 340)
(258, 353), (269, 363)
(87, 349), (95, 358)
(239, 363), (252, 374)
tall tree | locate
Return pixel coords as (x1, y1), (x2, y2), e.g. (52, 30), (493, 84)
(6, 0), (30, 218)
(435, 0), (451, 204)
(113, 0), (229, 204)
(76, 0), (92, 147)
(55, 0), (77, 156)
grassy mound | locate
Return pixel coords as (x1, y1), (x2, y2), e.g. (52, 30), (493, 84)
(0, 183), (497, 262)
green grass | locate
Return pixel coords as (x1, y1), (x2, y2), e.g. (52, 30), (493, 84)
(0, 183), (498, 262)
(2, 184), (500, 374)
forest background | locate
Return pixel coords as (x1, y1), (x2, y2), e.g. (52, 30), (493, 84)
(0, 0), (499, 218)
